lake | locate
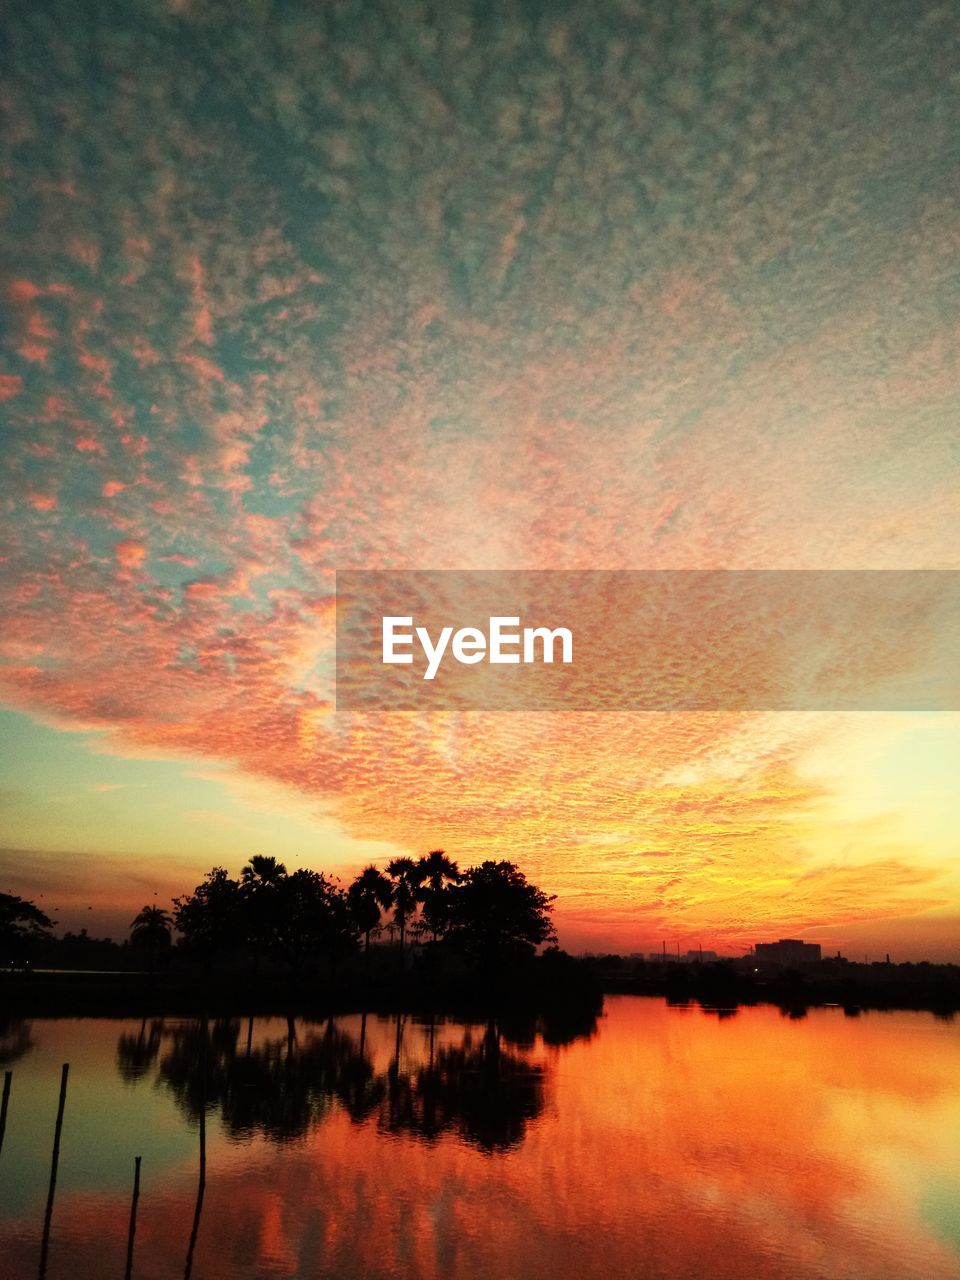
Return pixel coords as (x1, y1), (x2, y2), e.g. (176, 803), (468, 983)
(1, 998), (958, 1279)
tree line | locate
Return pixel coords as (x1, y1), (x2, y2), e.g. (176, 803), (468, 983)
(2, 853), (558, 980)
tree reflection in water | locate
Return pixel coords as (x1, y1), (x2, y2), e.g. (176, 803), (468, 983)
(381, 1018), (545, 1152)
(153, 1016), (376, 1143)
(117, 1007), (598, 1153)
(116, 1018), (165, 1082)
(0, 1017), (35, 1067)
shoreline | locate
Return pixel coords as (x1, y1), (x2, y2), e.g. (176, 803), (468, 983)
(2, 965), (957, 1019)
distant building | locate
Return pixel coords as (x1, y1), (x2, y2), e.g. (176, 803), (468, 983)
(753, 939), (821, 965)
(686, 949), (718, 963)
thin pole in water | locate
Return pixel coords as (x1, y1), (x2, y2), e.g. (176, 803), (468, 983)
(0, 1070), (11, 1157)
(38, 1062), (69, 1279)
(124, 1155), (142, 1280)
(184, 1020), (208, 1280)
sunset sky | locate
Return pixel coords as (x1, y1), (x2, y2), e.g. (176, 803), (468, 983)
(1, 0), (958, 958)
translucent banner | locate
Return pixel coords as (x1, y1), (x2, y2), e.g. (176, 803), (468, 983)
(335, 571), (960, 711)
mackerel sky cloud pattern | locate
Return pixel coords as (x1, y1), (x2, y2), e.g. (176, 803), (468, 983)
(1, 0), (959, 953)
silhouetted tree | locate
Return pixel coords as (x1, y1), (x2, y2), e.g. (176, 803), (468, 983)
(241, 856), (287, 887)
(0, 892), (53, 962)
(51, 928), (124, 970)
(272, 870), (358, 976)
(239, 856), (288, 974)
(347, 866), (393, 963)
(446, 861), (556, 970)
(129, 905), (172, 974)
(173, 868), (241, 973)
(416, 850), (460, 942)
(386, 857), (424, 963)
(325, 887), (360, 977)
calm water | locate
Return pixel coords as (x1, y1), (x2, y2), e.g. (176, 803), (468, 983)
(1, 998), (958, 1280)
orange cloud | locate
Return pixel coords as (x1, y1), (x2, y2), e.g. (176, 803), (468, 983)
(114, 539), (147, 570)
(0, 374), (23, 401)
(27, 492), (58, 512)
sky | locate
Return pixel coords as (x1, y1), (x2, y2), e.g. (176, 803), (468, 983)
(1, 0), (958, 957)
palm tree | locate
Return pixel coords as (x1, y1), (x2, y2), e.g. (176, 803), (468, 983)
(416, 849), (460, 942)
(129, 905), (173, 974)
(385, 857), (424, 964)
(240, 856), (287, 973)
(240, 855), (287, 886)
(347, 866), (394, 967)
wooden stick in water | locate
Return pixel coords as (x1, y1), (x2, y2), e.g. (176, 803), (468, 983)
(0, 1070), (11, 1157)
(124, 1155), (142, 1280)
(38, 1062), (69, 1279)
(184, 1020), (207, 1280)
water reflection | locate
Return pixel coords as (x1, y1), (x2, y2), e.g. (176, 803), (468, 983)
(0, 1018), (34, 1068)
(1, 1002), (959, 1280)
(382, 1018), (545, 1152)
(127, 1011), (583, 1276)
(115, 1019), (164, 1083)
(157, 1016), (382, 1144)
(134, 1008), (591, 1153)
